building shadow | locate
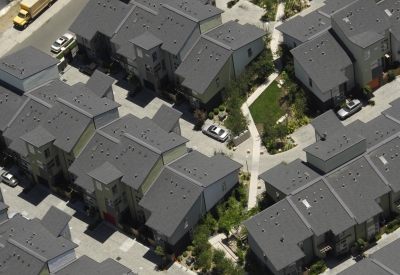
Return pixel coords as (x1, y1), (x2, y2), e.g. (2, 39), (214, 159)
(17, 184), (51, 207)
(323, 254), (352, 270)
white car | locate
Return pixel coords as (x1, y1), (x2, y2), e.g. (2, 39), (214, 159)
(51, 33), (75, 53)
(1, 172), (18, 187)
(337, 99), (362, 119)
(202, 124), (229, 142)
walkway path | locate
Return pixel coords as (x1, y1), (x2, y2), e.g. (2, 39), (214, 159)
(271, 3), (285, 60)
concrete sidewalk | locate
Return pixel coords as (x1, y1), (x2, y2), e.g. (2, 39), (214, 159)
(271, 3), (285, 60)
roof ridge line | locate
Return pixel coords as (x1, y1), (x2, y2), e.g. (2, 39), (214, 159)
(123, 132), (162, 154)
(165, 166), (204, 188)
(330, 0), (359, 17)
(285, 196), (312, 230)
(181, 34), (203, 62)
(202, 34), (232, 51)
(25, 80), (54, 94)
(73, 131), (98, 159)
(7, 238), (48, 262)
(27, 94), (53, 109)
(317, 10), (330, 18)
(97, 130), (120, 144)
(134, 2), (158, 15)
(321, 178), (356, 220)
(383, 113), (400, 127)
(306, 28), (331, 41)
(290, 176), (324, 195)
(114, 4), (137, 34)
(6, 97), (30, 128)
(97, 116), (122, 131)
(56, 98), (93, 118)
(364, 155), (391, 187)
(370, 258), (399, 275)
(366, 131), (400, 153)
(162, 4), (199, 23)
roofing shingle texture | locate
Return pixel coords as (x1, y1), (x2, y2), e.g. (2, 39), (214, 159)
(0, 46), (58, 80)
(310, 109), (344, 138)
(243, 199), (313, 271)
(40, 206), (72, 238)
(130, 31), (163, 50)
(85, 70), (115, 98)
(0, 85), (25, 132)
(167, 151), (242, 187)
(175, 37), (232, 93)
(378, 0), (400, 41)
(291, 31), (352, 93)
(139, 168), (204, 237)
(20, 125), (56, 148)
(276, 11), (331, 43)
(258, 158), (321, 196)
(87, 161), (124, 185)
(330, 0), (390, 48)
(151, 104), (182, 133)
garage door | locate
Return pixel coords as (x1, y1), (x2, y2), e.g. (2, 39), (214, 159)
(367, 77), (380, 90)
(143, 79), (155, 92)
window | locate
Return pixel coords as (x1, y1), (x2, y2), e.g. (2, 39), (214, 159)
(309, 77), (312, 87)
(114, 195), (122, 207)
(364, 50), (370, 60)
(28, 144), (35, 155)
(174, 62), (179, 70)
(67, 159), (73, 166)
(137, 48), (143, 58)
(161, 59), (166, 71)
(184, 218), (188, 228)
(96, 181), (102, 191)
(338, 231), (346, 239)
(135, 195), (141, 204)
(46, 159), (55, 170)
(154, 63), (161, 73)
(112, 184), (118, 195)
(44, 148), (50, 159)
(381, 42), (389, 52)
(105, 197), (113, 207)
(248, 48), (252, 57)
(152, 51), (157, 62)
(293, 42), (297, 48)
(145, 64), (153, 73)
(55, 155), (60, 167)
(216, 77), (220, 87)
(222, 181), (226, 191)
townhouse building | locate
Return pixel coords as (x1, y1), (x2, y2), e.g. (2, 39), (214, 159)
(245, 97), (400, 275)
(277, 0), (400, 111)
(69, 0), (266, 111)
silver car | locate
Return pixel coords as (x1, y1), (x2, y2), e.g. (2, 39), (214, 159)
(337, 99), (362, 119)
(51, 33), (75, 53)
(202, 124), (229, 142)
(1, 172), (18, 187)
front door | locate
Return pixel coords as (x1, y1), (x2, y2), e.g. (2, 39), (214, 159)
(103, 211), (116, 225)
(143, 79), (155, 92)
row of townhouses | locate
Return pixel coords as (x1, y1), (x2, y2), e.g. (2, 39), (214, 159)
(277, 0), (400, 110)
(244, 98), (400, 274)
(0, 189), (133, 275)
(0, 44), (243, 256)
(68, 0), (266, 111)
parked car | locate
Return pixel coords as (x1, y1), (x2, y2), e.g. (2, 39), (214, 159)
(79, 62), (98, 76)
(1, 172), (18, 187)
(337, 99), (362, 119)
(202, 124), (229, 142)
(51, 33), (75, 53)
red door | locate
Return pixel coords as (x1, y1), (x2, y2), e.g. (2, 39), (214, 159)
(368, 77), (380, 90)
(103, 212), (116, 225)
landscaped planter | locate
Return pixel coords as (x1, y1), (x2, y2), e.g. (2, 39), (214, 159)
(131, 228), (139, 236)
(148, 238), (156, 246)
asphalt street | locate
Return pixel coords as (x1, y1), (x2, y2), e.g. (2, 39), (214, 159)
(4, 0), (90, 56)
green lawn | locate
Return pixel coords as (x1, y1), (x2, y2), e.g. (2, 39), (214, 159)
(249, 80), (285, 126)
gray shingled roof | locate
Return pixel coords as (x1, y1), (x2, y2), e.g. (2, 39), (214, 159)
(20, 125), (56, 148)
(130, 31), (163, 50)
(346, 115), (400, 149)
(40, 206), (72, 238)
(378, 0), (400, 41)
(139, 168), (204, 237)
(326, 157), (390, 224)
(0, 201), (8, 212)
(0, 85), (26, 132)
(292, 180), (356, 236)
(0, 46), (58, 80)
(259, 158), (322, 196)
(151, 104), (182, 133)
(243, 199), (313, 272)
(167, 151), (242, 188)
(310, 110), (344, 138)
(3, 98), (50, 157)
(69, 0), (133, 40)
(27, 80), (73, 107)
(0, 215), (77, 262)
(57, 83), (120, 118)
(85, 70), (115, 98)
(330, 0), (390, 48)
(175, 37), (232, 93)
(370, 238), (400, 273)
(303, 127), (365, 161)
(318, 0), (352, 17)
(99, 114), (188, 153)
(291, 31), (352, 93)
(338, 257), (392, 275)
(368, 136), (400, 193)
(0, 243), (45, 275)
(54, 255), (131, 275)
(382, 102), (400, 124)
(204, 21), (266, 50)
(111, 6), (155, 60)
(87, 161), (124, 185)
(276, 11), (331, 43)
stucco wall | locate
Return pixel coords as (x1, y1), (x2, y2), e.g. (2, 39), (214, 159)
(390, 190), (400, 214)
(22, 66), (59, 92)
(47, 249), (76, 273)
(71, 120), (95, 157)
(232, 39), (264, 76)
(93, 108), (119, 129)
(199, 14), (222, 33)
(203, 171), (238, 211)
(162, 144), (187, 165)
(179, 25), (201, 60)
(282, 34), (302, 49)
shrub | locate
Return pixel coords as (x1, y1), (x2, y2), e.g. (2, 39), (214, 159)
(363, 85), (372, 99)
(260, 12), (268, 22)
(309, 260), (327, 275)
(269, 148), (277, 155)
(194, 264), (199, 270)
(208, 112), (214, 120)
(187, 246), (192, 251)
(386, 215), (400, 234)
(227, 0), (236, 8)
(191, 251), (196, 256)
(368, 100), (375, 106)
(388, 70), (396, 82)
(375, 234), (382, 242)
(183, 251), (188, 257)
(202, 268), (207, 273)
(287, 120), (296, 134)
(356, 238), (367, 252)
(219, 105), (225, 111)
(177, 255), (182, 261)
(225, 106), (230, 113)
(213, 108), (219, 115)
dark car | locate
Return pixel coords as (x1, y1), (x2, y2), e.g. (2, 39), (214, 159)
(79, 62), (98, 76)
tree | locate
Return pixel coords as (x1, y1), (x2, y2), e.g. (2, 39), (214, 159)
(218, 195), (245, 236)
(204, 213), (218, 232)
(212, 249), (225, 265)
(388, 69), (396, 82)
(197, 249), (213, 270)
(155, 246), (166, 265)
(363, 84), (372, 99)
(193, 109), (206, 126)
(193, 224), (211, 254)
(275, 122), (288, 143)
(293, 92), (308, 119)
